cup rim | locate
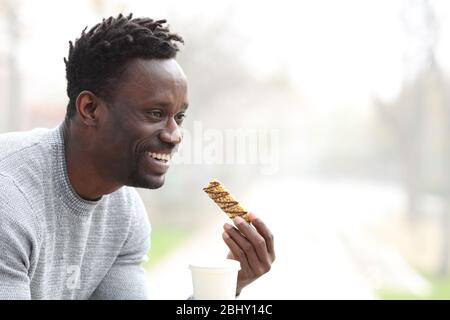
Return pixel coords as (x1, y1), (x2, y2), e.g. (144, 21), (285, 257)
(189, 259), (241, 272)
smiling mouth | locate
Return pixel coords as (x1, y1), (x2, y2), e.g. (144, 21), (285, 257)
(147, 152), (172, 163)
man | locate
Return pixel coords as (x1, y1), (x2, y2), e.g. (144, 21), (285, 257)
(0, 13), (275, 299)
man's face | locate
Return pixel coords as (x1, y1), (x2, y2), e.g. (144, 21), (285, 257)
(95, 58), (188, 189)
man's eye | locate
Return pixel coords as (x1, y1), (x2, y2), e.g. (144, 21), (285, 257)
(148, 111), (163, 119)
(175, 113), (187, 123)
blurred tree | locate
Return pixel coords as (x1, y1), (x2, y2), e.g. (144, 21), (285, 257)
(375, 0), (450, 274)
(175, 16), (254, 122)
(375, 0), (436, 223)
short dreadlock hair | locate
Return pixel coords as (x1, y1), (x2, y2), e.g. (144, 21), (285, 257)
(64, 13), (184, 119)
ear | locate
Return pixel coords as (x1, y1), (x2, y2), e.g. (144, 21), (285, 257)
(75, 91), (104, 127)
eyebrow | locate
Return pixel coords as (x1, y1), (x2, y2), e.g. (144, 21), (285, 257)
(142, 101), (189, 111)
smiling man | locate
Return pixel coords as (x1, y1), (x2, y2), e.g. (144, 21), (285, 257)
(0, 14), (275, 300)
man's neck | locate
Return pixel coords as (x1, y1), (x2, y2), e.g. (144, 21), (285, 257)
(61, 120), (122, 201)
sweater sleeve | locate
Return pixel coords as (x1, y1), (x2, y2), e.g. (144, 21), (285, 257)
(89, 189), (151, 300)
(0, 175), (39, 300)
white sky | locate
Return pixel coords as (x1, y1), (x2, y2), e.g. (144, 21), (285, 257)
(10, 0), (450, 110)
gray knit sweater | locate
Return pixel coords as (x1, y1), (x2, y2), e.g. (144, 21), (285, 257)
(0, 124), (151, 300)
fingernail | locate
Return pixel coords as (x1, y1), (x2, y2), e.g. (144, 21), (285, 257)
(223, 223), (232, 230)
(222, 232), (229, 239)
(248, 212), (257, 221)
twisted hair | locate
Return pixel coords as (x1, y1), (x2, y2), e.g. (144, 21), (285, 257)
(64, 13), (184, 119)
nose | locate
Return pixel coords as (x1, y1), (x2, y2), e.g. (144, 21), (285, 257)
(160, 117), (182, 145)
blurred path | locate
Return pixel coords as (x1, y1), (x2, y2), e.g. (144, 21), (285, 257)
(146, 178), (428, 299)
(146, 214), (231, 300)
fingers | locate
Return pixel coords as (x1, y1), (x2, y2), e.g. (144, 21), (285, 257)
(222, 231), (250, 272)
(232, 217), (272, 269)
(223, 223), (265, 275)
(249, 215), (275, 259)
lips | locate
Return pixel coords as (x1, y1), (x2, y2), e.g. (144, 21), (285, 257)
(143, 150), (173, 174)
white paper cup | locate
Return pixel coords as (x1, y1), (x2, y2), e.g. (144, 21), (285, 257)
(189, 259), (241, 300)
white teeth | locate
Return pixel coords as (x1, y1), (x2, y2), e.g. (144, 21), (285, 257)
(149, 152), (170, 161)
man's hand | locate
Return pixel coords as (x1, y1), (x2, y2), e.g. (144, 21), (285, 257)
(222, 213), (275, 295)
